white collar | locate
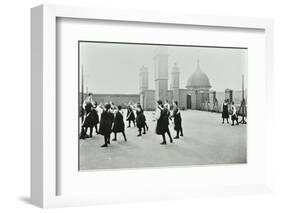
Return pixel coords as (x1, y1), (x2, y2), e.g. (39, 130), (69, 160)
(158, 106), (163, 110)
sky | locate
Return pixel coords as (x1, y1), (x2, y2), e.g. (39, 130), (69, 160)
(79, 42), (248, 94)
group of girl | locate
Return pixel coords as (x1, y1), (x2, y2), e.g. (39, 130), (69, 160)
(126, 103), (149, 137)
(80, 101), (150, 148)
(99, 103), (127, 147)
(80, 102), (127, 147)
(221, 99), (239, 126)
(155, 100), (184, 145)
(80, 98), (184, 147)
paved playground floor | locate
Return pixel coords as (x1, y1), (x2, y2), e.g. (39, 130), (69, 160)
(79, 110), (247, 170)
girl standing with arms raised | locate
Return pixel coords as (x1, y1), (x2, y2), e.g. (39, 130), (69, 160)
(126, 104), (136, 128)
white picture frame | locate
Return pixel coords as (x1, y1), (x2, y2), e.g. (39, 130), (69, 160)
(31, 4), (274, 208)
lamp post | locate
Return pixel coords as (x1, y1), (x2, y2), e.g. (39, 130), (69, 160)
(239, 74), (247, 124)
(81, 64), (84, 122)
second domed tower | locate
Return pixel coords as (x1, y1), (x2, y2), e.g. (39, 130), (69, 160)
(186, 60), (211, 89)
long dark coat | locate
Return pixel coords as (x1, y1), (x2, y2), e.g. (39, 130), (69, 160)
(112, 111), (125, 133)
(98, 110), (114, 136)
(156, 107), (169, 135)
(172, 108), (182, 131)
(92, 109), (99, 124)
(82, 112), (95, 128)
(126, 107), (135, 121)
(136, 109), (145, 129)
(222, 103), (229, 119)
(82, 103), (98, 128)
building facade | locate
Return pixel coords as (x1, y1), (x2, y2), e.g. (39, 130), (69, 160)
(83, 48), (247, 112)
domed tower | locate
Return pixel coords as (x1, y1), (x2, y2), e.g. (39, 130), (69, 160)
(186, 60), (212, 110)
(186, 59), (211, 89)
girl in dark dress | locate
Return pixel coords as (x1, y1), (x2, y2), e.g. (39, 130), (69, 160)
(80, 102), (95, 139)
(126, 105), (136, 128)
(136, 104), (146, 136)
(92, 103), (99, 134)
(171, 101), (183, 139)
(112, 106), (127, 141)
(155, 100), (173, 145)
(99, 103), (114, 147)
(221, 99), (230, 124)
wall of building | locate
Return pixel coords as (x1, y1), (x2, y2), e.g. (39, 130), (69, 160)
(143, 90), (155, 110)
(172, 88), (180, 104)
(83, 89), (247, 113)
(233, 90), (248, 105)
(178, 89), (190, 110)
(89, 94), (140, 107)
(178, 89), (211, 110)
(155, 79), (168, 102)
(212, 90), (248, 113)
(215, 92), (225, 112)
(167, 90), (173, 103)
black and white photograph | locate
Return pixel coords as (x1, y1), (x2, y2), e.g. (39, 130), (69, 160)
(78, 41), (248, 170)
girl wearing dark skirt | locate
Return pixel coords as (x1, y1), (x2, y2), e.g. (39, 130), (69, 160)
(155, 100), (173, 145)
(136, 104), (146, 136)
(221, 99), (229, 124)
(171, 101), (183, 139)
(99, 103), (114, 147)
(126, 105), (136, 128)
(80, 102), (96, 139)
(92, 103), (99, 134)
(112, 106), (127, 141)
